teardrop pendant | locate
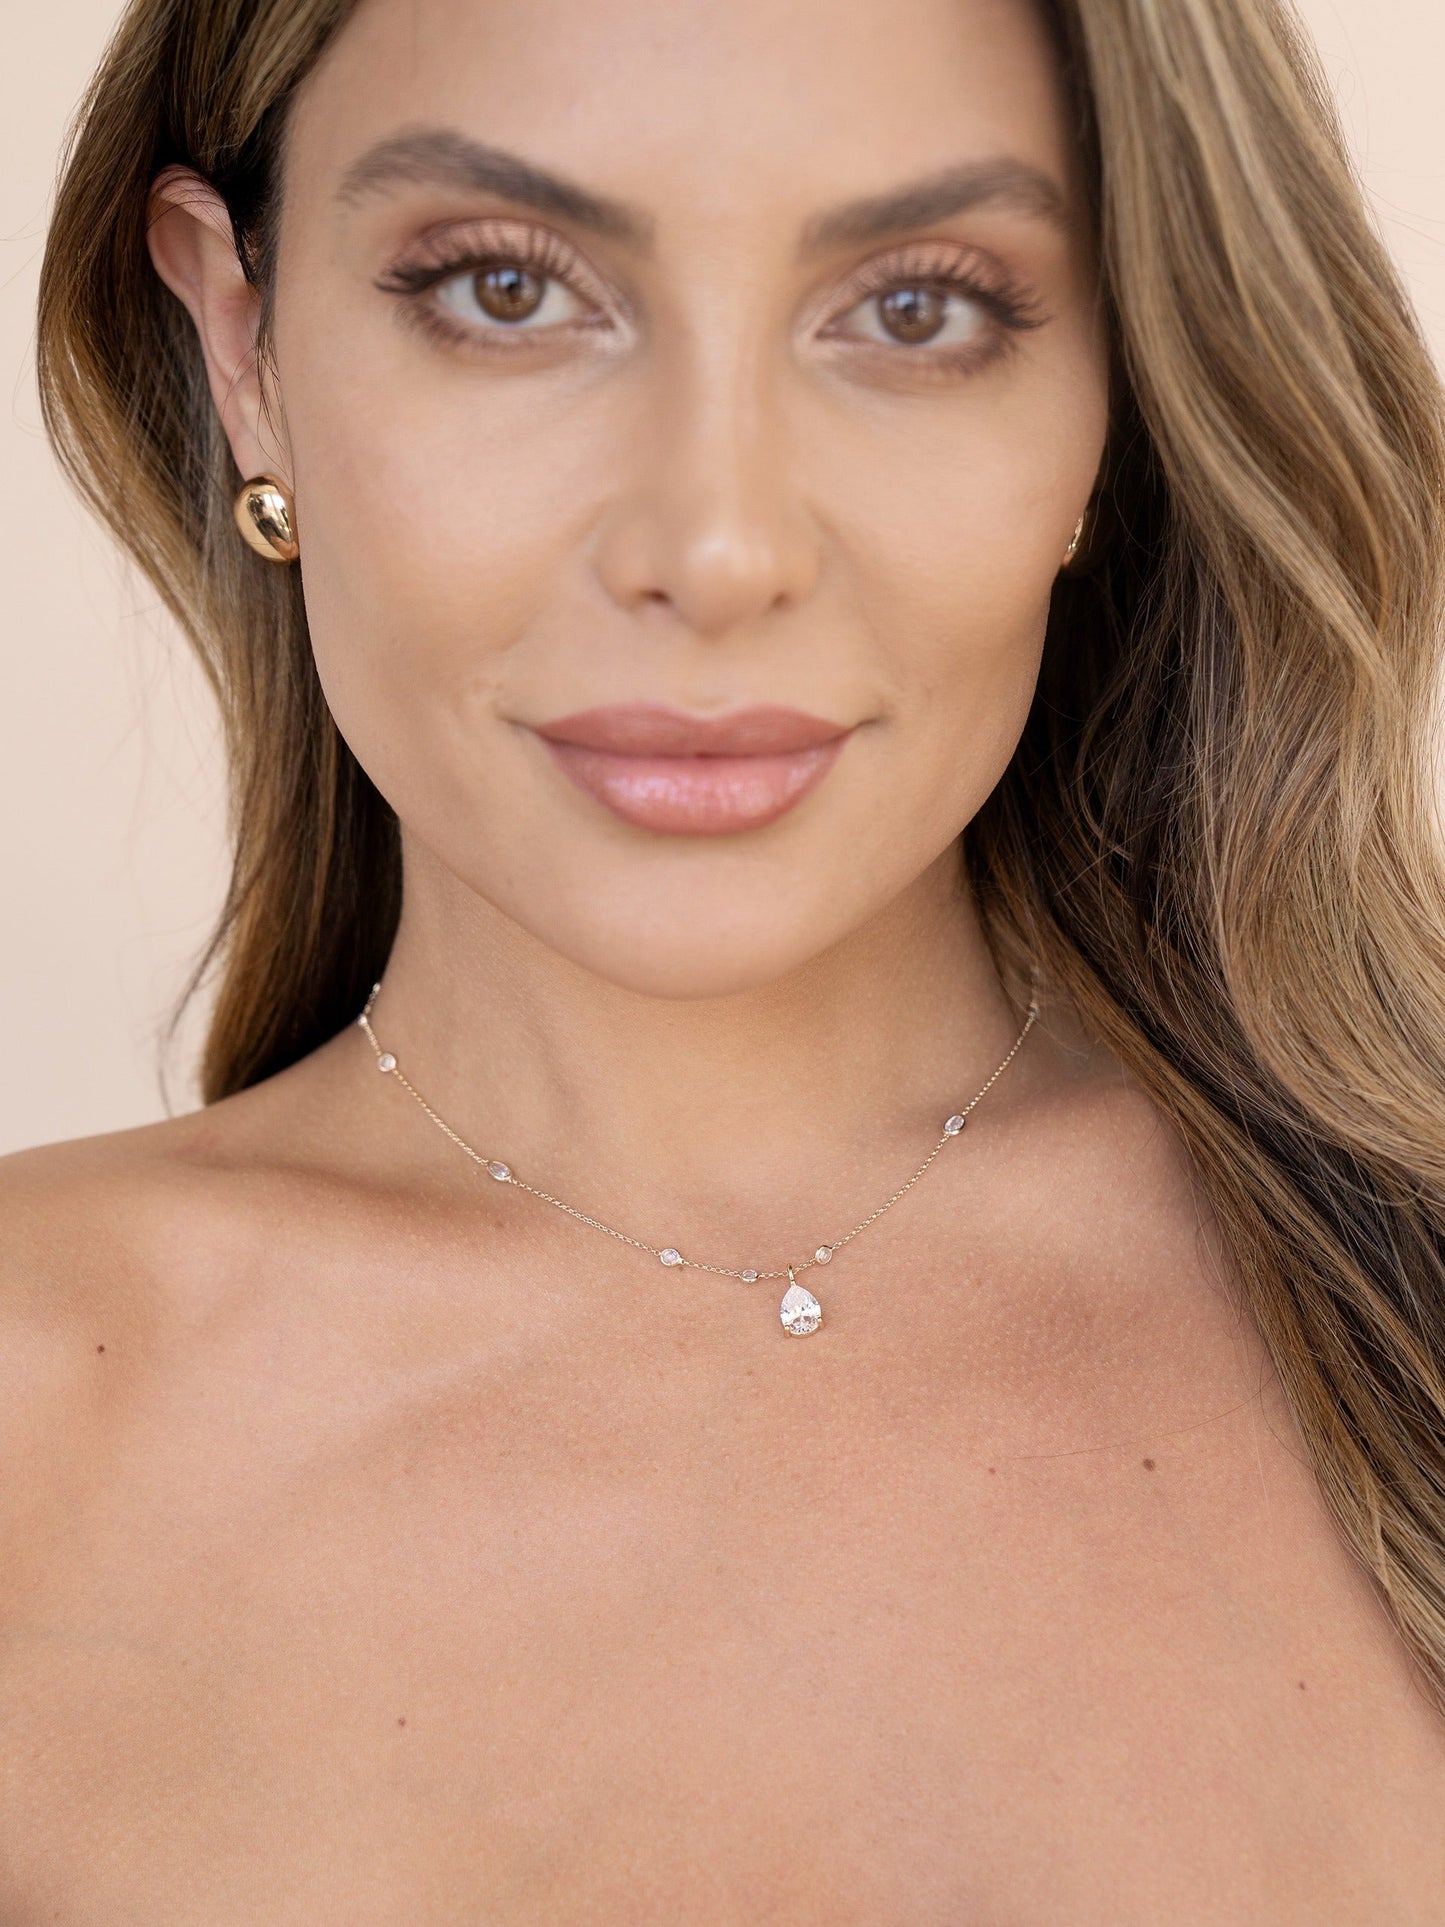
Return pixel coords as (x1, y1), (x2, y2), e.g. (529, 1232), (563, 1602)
(780, 1266), (823, 1337)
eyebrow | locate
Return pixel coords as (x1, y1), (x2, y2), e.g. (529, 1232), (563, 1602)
(334, 127), (1070, 258)
(797, 158), (1070, 254)
(335, 128), (654, 247)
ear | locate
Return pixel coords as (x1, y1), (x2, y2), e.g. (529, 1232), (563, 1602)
(145, 164), (292, 484)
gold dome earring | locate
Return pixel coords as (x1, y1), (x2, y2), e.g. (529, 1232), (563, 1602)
(1062, 512), (1087, 568)
(234, 473), (299, 563)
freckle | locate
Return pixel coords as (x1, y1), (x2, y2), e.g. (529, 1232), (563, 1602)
(397, 1716), (407, 1727)
(96, 1344), (105, 1354)
(1298, 1680), (1307, 1691)
(1142, 1458), (1156, 1471)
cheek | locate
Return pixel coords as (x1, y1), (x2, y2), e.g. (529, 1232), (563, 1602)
(819, 400), (1088, 810)
(280, 338), (604, 791)
(887, 580), (1050, 848)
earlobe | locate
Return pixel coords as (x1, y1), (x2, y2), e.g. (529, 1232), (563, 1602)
(145, 165), (287, 485)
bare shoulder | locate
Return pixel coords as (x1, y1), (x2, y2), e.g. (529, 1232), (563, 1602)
(1, 1043), (342, 1284)
(1022, 992), (1225, 1249)
(978, 995), (1262, 1374)
(0, 1036), (369, 1471)
(0, 1103), (261, 1319)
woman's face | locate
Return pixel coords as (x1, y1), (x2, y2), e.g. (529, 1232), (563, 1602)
(265, 0), (1108, 995)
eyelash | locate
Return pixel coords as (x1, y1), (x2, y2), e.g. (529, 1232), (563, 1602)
(820, 239), (1046, 376)
(375, 222), (611, 341)
(374, 220), (1047, 375)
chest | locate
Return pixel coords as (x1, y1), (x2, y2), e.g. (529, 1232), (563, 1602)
(5, 1330), (1445, 1926)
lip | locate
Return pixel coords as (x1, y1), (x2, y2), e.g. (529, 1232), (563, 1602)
(530, 703), (855, 835)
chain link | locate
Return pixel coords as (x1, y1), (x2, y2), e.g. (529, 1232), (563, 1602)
(357, 983), (1038, 1285)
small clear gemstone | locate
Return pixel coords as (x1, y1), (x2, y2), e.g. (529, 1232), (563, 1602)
(814, 1245), (833, 1264)
(486, 1160), (511, 1181)
(780, 1282), (823, 1336)
(659, 1247), (683, 1266)
(943, 1113), (966, 1135)
(740, 1268), (759, 1283)
(377, 1053), (397, 1073)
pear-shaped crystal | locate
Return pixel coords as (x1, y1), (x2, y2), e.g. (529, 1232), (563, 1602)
(780, 1281), (823, 1336)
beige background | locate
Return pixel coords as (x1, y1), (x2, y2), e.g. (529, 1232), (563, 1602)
(3, 0), (1443, 1156)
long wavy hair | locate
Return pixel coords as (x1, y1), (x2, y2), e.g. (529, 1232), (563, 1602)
(36, 0), (1445, 1705)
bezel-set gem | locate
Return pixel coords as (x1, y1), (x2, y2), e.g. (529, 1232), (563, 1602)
(360, 984), (1038, 1340)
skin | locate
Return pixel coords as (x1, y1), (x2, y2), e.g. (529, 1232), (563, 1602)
(2, 0), (1444, 1918)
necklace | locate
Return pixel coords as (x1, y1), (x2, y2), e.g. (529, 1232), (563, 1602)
(356, 981), (1038, 1338)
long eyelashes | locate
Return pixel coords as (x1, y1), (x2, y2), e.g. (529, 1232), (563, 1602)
(818, 238), (1047, 378)
(374, 220), (1048, 372)
(374, 218), (614, 346)
(825, 239), (1046, 341)
(376, 220), (596, 302)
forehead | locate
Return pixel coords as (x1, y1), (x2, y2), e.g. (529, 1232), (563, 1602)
(289, 0), (1077, 223)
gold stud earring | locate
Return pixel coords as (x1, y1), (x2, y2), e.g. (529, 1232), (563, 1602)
(1062, 512), (1087, 567)
(233, 473), (299, 563)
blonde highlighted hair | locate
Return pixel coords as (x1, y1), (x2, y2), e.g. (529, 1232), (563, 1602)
(36, 0), (1445, 1700)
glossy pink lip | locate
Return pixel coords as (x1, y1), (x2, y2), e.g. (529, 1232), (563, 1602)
(530, 703), (854, 835)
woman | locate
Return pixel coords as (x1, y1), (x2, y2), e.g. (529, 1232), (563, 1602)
(4, 0), (1443, 1912)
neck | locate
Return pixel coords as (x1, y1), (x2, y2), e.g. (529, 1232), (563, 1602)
(364, 837), (1030, 1254)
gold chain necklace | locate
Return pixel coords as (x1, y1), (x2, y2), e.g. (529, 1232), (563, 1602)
(357, 981), (1038, 1337)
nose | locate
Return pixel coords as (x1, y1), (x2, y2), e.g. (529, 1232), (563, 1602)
(590, 342), (823, 639)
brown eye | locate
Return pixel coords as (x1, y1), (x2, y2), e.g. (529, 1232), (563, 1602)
(475, 263), (546, 323)
(828, 277), (993, 356)
(876, 286), (948, 344)
(431, 257), (591, 335)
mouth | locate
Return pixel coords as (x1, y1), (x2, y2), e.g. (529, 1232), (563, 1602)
(529, 703), (855, 835)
